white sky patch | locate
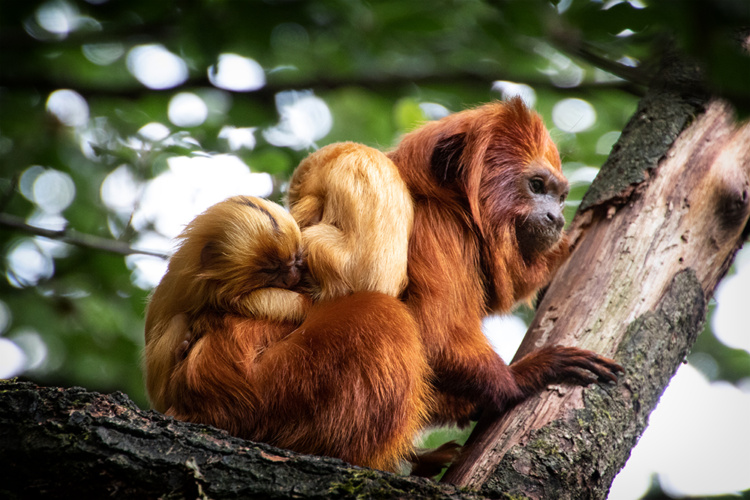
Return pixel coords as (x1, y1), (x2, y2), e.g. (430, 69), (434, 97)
(712, 246), (750, 353)
(552, 98), (597, 133)
(47, 89), (89, 128)
(127, 154), (274, 287)
(168, 92), (208, 128)
(127, 44), (188, 90)
(208, 53), (266, 92)
(482, 314), (527, 363)
(609, 364), (750, 499)
(491, 81), (537, 108)
(264, 90), (332, 150)
(126, 231), (174, 290)
(134, 154), (273, 238)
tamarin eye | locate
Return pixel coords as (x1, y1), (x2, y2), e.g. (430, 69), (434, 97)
(529, 178), (545, 195)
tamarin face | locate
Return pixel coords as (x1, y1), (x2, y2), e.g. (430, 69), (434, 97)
(514, 159), (569, 257)
(469, 98), (569, 259)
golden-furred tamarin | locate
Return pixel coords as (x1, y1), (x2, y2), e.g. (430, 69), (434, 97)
(287, 142), (414, 301)
(144, 196), (308, 413)
(144, 196), (429, 472)
(288, 98), (622, 431)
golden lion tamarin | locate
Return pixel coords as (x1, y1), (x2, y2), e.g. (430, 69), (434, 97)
(288, 98), (622, 430)
(144, 196), (429, 472)
(144, 196), (308, 413)
(287, 142), (414, 301)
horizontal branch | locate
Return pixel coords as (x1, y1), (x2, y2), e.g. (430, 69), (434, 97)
(0, 381), (481, 499)
(0, 213), (168, 259)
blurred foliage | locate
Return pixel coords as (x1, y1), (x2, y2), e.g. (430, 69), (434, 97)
(0, 0), (749, 469)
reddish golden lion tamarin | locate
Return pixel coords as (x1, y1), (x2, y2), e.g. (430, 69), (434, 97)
(144, 196), (429, 472)
(288, 98), (622, 430)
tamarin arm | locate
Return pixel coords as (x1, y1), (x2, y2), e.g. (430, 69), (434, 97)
(300, 224), (356, 300)
(509, 345), (621, 397)
(430, 322), (621, 418)
(231, 288), (310, 324)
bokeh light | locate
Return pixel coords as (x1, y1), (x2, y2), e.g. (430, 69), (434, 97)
(138, 122), (171, 142)
(552, 98), (597, 133)
(264, 90), (332, 150)
(32, 169), (76, 213)
(127, 44), (189, 90)
(219, 126), (257, 151)
(492, 81), (537, 108)
(208, 53), (266, 92)
(168, 93), (208, 128)
(35, 0), (80, 37)
(47, 89), (89, 128)
(82, 43), (125, 65)
(0, 338), (27, 379)
(6, 239), (55, 288)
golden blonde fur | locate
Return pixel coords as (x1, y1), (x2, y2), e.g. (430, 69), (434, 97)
(287, 142), (414, 300)
(144, 196), (309, 412)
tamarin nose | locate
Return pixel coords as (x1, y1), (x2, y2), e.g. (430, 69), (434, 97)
(285, 264), (301, 288)
(547, 212), (565, 231)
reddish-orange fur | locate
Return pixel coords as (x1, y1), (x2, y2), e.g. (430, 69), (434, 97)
(289, 98), (620, 436)
(145, 196), (428, 472)
(386, 98), (621, 425)
(167, 292), (429, 472)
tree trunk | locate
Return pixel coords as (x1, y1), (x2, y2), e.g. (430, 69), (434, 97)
(1, 56), (748, 499)
(441, 55), (750, 498)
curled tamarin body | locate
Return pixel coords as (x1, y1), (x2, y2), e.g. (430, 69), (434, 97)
(144, 196), (428, 472)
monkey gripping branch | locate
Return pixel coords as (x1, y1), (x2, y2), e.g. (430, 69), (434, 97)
(1, 53), (749, 499)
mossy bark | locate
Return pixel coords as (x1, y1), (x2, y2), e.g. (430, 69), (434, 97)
(0, 380), (485, 500)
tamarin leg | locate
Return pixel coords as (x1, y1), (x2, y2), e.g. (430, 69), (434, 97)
(251, 291), (430, 472)
(168, 292), (430, 472)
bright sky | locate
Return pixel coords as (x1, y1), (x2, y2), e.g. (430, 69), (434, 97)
(3, 6), (750, 496)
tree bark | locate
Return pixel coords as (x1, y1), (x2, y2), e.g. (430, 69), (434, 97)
(0, 380), (481, 499)
(441, 55), (750, 498)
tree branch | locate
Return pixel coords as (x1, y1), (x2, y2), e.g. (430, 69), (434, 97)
(0, 213), (168, 259)
(0, 380), (482, 499)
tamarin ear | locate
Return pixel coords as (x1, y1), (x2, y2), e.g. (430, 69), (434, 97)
(430, 131), (484, 234)
(430, 133), (466, 186)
